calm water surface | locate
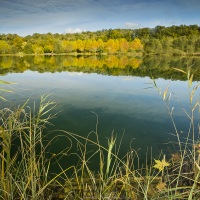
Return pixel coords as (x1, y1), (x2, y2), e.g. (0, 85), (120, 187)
(0, 55), (199, 171)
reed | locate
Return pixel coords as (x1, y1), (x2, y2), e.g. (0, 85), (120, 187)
(0, 65), (199, 199)
(0, 95), (61, 199)
(57, 65), (199, 199)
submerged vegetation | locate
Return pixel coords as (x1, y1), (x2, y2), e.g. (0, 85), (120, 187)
(0, 65), (199, 199)
(1, 24), (200, 55)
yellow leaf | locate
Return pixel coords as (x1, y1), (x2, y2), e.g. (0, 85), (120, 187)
(153, 157), (170, 171)
(156, 182), (167, 191)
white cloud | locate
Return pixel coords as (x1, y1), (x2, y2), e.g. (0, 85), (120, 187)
(122, 76), (134, 81)
(68, 72), (84, 76)
(65, 27), (86, 33)
(125, 22), (139, 29)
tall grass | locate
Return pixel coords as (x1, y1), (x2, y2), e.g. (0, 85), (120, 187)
(57, 66), (199, 199)
(150, 66), (200, 199)
(0, 95), (61, 199)
(0, 66), (199, 199)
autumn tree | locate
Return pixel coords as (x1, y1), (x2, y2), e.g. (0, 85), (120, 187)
(76, 39), (85, 52)
(44, 44), (54, 53)
(0, 57), (13, 68)
(129, 38), (143, 52)
(118, 38), (129, 52)
(106, 55), (119, 68)
(85, 39), (99, 53)
(105, 39), (119, 53)
(0, 40), (11, 54)
(96, 39), (104, 53)
(62, 40), (76, 53)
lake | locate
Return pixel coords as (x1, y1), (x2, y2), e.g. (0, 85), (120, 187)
(0, 55), (199, 172)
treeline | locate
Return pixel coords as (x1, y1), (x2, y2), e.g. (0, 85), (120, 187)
(0, 36), (143, 55)
(0, 55), (199, 81)
(0, 24), (200, 55)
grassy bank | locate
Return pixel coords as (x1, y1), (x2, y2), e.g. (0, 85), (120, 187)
(0, 68), (199, 199)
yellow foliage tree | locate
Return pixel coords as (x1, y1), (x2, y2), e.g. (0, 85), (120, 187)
(97, 39), (104, 53)
(76, 40), (85, 52)
(129, 58), (142, 69)
(105, 39), (119, 53)
(129, 38), (143, 52)
(0, 40), (11, 54)
(62, 40), (76, 53)
(85, 39), (99, 53)
(118, 38), (129, 52)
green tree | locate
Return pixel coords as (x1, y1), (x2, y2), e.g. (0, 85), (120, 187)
(134, 28), (151, 39)
(23, 43), (33, 54)
(144, 38), (162, 54)
(107, 29), (123, 39)
(161, 37), (173, 54)
(185, 35), (197, 53)
(195, 38), (200, 53)
(13, 35), (24, 51)
(32, 44), (44, 54)
(52, 39), (64, 53)
(153, 26), (166, 39)
(173, 36), (188, 52)
(10, 45), (18, 54)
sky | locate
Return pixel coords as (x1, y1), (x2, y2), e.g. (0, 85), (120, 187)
(0, 0), (200, 36)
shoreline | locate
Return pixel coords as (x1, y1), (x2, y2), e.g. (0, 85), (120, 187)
(0, 52), (142, 57)
(0, 52), (200, 57)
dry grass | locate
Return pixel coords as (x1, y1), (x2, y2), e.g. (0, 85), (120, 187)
(0, 65), (199, 199)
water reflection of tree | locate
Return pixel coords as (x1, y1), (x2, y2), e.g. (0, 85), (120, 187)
(0, 55), (199, 81)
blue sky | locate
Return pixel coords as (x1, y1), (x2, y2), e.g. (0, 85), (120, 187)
(0, 0), (200, 36)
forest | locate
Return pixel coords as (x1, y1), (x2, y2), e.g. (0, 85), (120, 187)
(0, 25), (200, 55)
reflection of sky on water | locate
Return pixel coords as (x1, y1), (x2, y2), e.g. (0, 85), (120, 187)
(0, 71), (198, 154)
(1, 71), (192, 116)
